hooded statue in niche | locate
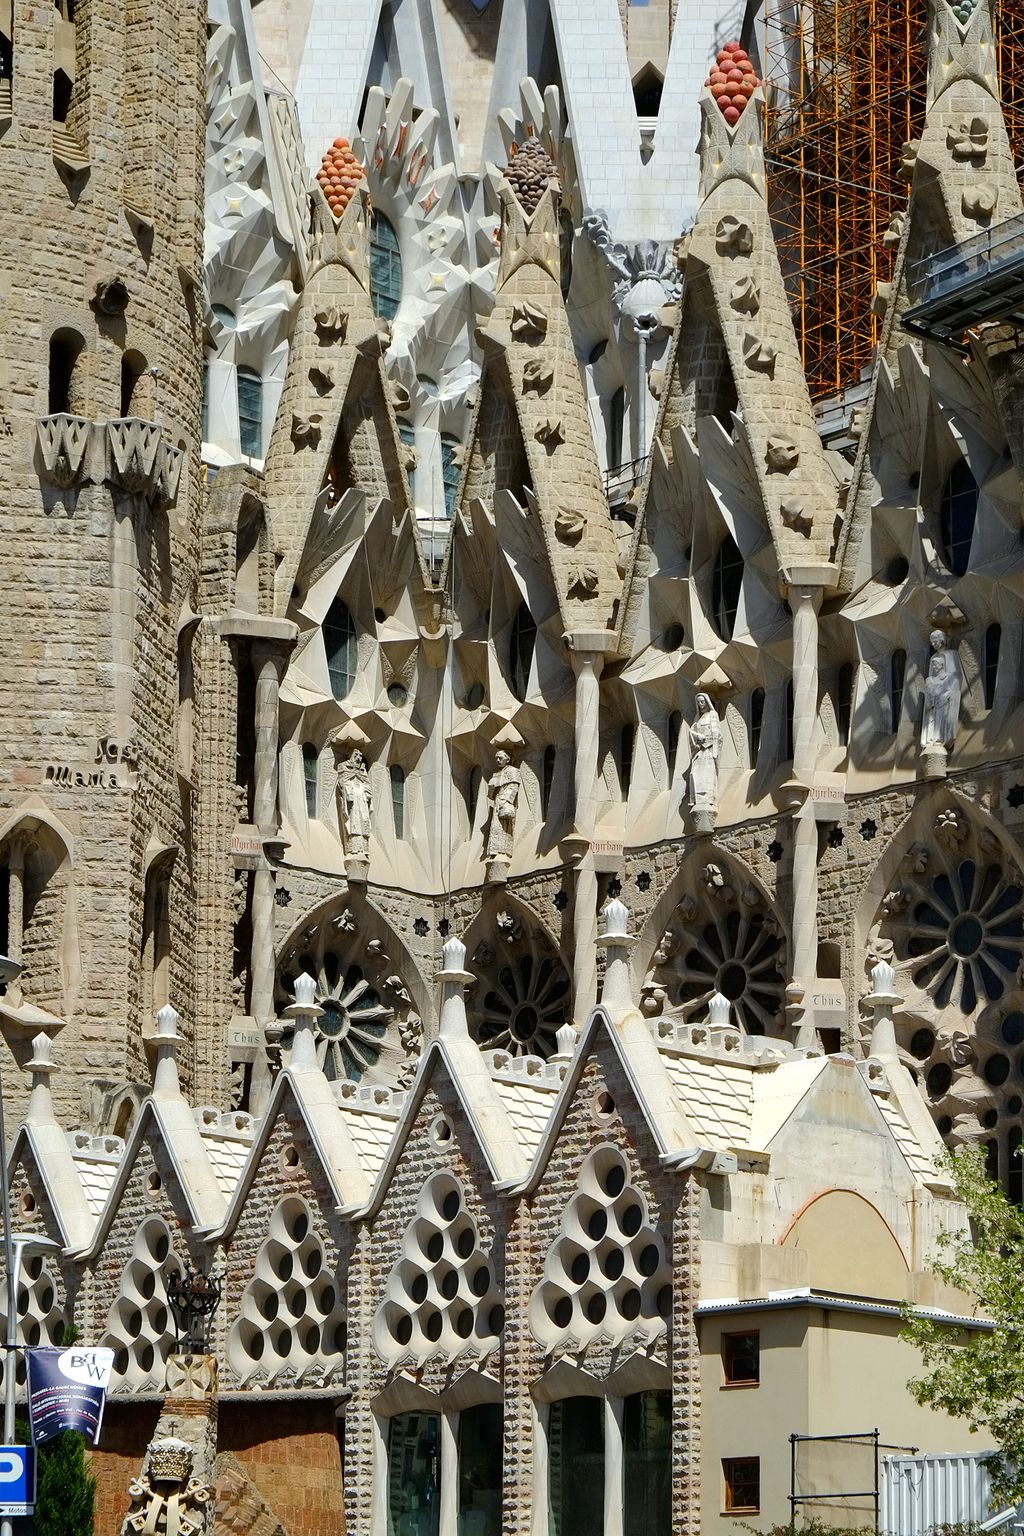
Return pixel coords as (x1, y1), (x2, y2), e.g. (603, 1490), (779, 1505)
(687, 693), (722, 815)
(920, 630), (962, 752)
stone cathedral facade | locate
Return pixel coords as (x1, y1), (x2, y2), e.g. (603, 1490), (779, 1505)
(0, 0), (1021, 1531)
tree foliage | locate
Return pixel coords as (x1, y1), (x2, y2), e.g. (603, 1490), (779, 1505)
(35, 1430), (96, 1536)
(904, 1144), (1024, 1506)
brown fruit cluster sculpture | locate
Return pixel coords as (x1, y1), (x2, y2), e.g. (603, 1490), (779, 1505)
(316, 138), (366, 220)
(504, 135), (558, 217)
(706, 42), (760, 126)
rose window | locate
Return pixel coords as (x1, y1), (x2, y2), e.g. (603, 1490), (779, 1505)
(471, 950), (571, 1059)
(279, 932), (414, 1088)
(892, 859), (1023, 1013)
(644, 899), (786, 1036)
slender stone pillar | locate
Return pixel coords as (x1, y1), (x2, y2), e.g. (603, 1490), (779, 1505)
(249, 639), (286, 1113)
(790, 583), (822, 782)
(567, 633), (616, 1026)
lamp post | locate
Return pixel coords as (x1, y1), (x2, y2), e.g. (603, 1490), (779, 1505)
(0, 952), (60, 1536)
(165, 1266), (222, 1356)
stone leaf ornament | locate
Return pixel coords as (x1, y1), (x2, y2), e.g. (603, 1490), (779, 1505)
(766, 436), (799, 474)
(715, 215), (754, 257)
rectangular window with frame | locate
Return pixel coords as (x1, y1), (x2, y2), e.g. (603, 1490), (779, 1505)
(387, 1412), (441, 1536)
(723, 1457), (760, 1514)
(722, 1330), (760, 1386)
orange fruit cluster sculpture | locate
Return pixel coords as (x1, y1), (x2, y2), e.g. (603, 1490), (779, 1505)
(706, 43), (760, 126)
(316, 138), (366, 219)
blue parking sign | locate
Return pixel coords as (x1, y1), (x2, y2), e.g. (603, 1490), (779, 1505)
(0, 1445), (35, 1516)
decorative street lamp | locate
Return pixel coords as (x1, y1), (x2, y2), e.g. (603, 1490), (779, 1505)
(165, 1265), (222, 1355)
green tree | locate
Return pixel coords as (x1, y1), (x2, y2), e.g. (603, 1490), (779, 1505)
(904, 1144), (1024, 1505)
(34, 1430), (96, 1536)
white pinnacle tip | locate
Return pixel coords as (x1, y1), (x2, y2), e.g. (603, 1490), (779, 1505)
(441, 936), (467, 973)
(707, 992), (731, 1027)
(154, 1004), (181, 1037)
(293, 972), (318, 1009)
(601, 897), (630, 940)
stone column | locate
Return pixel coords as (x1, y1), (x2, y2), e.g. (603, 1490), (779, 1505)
(567, 633), (616, 1026)
(249, 639), (285, 1113)
(784, 572), (829, 1051)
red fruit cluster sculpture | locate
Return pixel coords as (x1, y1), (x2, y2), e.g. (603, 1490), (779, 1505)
(316, 138), (366, 219)
(706, 42), (760, 126)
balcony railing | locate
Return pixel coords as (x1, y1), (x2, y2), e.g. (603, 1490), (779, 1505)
(603, 455), (650, 515)
(902, 212), (1024, 349)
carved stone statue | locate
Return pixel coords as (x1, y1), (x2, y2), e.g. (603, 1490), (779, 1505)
(337, 750), (372, 857)
(485, 751), (520, 863)
(122, 1439), (210, 1536)
(920, 629), (962, 752)
(687, 693), (722, 821)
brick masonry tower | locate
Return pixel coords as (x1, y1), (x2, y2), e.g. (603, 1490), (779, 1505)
(0, 0), (206, 1125)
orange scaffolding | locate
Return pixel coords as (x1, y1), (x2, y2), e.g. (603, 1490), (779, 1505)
(761, 0), (1024, 401)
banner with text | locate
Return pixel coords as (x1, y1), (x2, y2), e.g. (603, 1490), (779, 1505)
(26, 1347), (115, 1445)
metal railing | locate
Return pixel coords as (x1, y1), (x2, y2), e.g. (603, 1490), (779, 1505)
(902, 212), (1024, 348)
(603, 455), (650, 507)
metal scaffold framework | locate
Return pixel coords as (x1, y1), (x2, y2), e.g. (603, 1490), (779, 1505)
(760, 0), (1024, 402)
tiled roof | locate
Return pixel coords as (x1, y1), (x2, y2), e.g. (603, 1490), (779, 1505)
(194, 1108), (255, 1204)
(661, 1051), (754, 1151)
(875, 1093), (939, 1182)
(336, 1082), (404, 1180)
(67, 1133), (123, 1219)
(484, 1051), (565, 1157)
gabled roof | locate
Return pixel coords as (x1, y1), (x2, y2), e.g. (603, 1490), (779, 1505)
(8, 1120), (95, 1253)
(217, 1062), (372, 1239)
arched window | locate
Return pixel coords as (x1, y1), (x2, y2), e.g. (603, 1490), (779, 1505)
(666, 711), (682, 782)
(302, 744), (318, 819)
(237, 367), (263, 459)
(48, 329), (83, 415)
(633, 65), (663, 117)
(784, 680), (794, 762)
(440, 434), (460, 519)
(619, 723), (635, 798)
(749, 689), (765, 766)
(711, 533), (743, 641)
(984, 623), (1001, 709)
(200, 362), (210, 443)
(509, 604), (536, 702)
(889, 648), (906, 732)
(836, 662), (855, 747)
(389, 765), (405, 839)
(52, 68), (72, 122)
(607, 386), (625, 469)
(939, 459), (978, 577)
(541, 745), (557, 816)
(120, 351), (148, 417)
(369, 212), (402, 321)
(324, 598), (357, 701)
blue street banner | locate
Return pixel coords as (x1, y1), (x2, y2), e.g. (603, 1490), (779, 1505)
(0, 1445), (35, 1517)
(26, 1347), (115, 1446)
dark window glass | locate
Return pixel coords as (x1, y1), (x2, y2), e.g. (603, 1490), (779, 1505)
(723, 1331), (760, 1384)
(48, 329), (83, 415)
(388, 1412), (440, 1536)
(667, 712), (682, 781)
(607, 387), (625, 469)
(619, 723), (635, 798)
(723, 1457), (760, 1513)
(201, 363), (210, 443)
(889, 649), (906, 732)
(548, 1398), (603, 1536)
(237, 367), (263, 458)
(324, 599), (357, 701)
(302, 744), (318, 818)
(467, 765), (482, 820)
(370, 212), (402, 321)
(542, 745), (557, 816)
(784, 679), (794, 762)
(939, 459), (978, 577)
(749, 689), (764, 766)
(711, 534), (743, 641)
(985, 1138), (1000, 1183)
(633, 67), (663, 116)
(390, 764), (405, 839)
(559, 209), (574, 297)
(509, 604), (536, 702)
(441, 435), (460, 519)
(984, 623), (1001, 709)
(623, 1391), (671, 1536)
(837, 662), (855, 747)
(458, 1402), (502, 1536)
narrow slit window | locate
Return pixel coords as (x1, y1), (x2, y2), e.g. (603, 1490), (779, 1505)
(939, 459), (978, 577)
(302, 744), (318, 819)
(389, 765), (405, 839)
(369, 212), (402, 321)
(440, 434), (460, 519)
(542, 745), (557, 816)
(619, 723), (635, 798)
(324, 599), (357, 701)
(749, 689), (764, 766)
(784, 679), (794, 763)
(509, 604), (536, 702)
(836, 662), (855, 747)
(984, 623), (1001, 709)
(889, 648), (906, 733)
(237, 367), (263, 459)
(711, 534), (743, 641)
(666, 711), (682, 782)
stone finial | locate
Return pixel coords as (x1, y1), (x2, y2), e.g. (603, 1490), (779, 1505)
(284, 972), (324, 1072)
(866, 959), (902, 1060)
(869, 958), (898, 998)
(152, 1005), (184, 1098)
(550, 1021), (578, 1065)
(707, 992), (731, 1027)
(437, 936), (474, 1041)
(26, 1032), (57, 1125)
(598, 898), (635, 1012)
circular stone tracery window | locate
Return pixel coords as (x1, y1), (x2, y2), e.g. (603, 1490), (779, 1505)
(643, 885), (786, 1036)
(467, 926), (571, 1060)
(895, 859), (1023, 1013)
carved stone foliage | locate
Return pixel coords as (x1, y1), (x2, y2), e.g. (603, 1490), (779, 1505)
(106, 419), (183, 509)
(373, 1172), (504, 1368)
(36, 414), (91, 490)
(227, 1197), (346, 1388)
(122, 1439), (210, 1536)
(641, 868), (786, 1035)
(880, 833), (1023, 1015)
(466, 916), (571, 1059)
(529, 1144), (671, 1353)
(276, 904), (421, 1090)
